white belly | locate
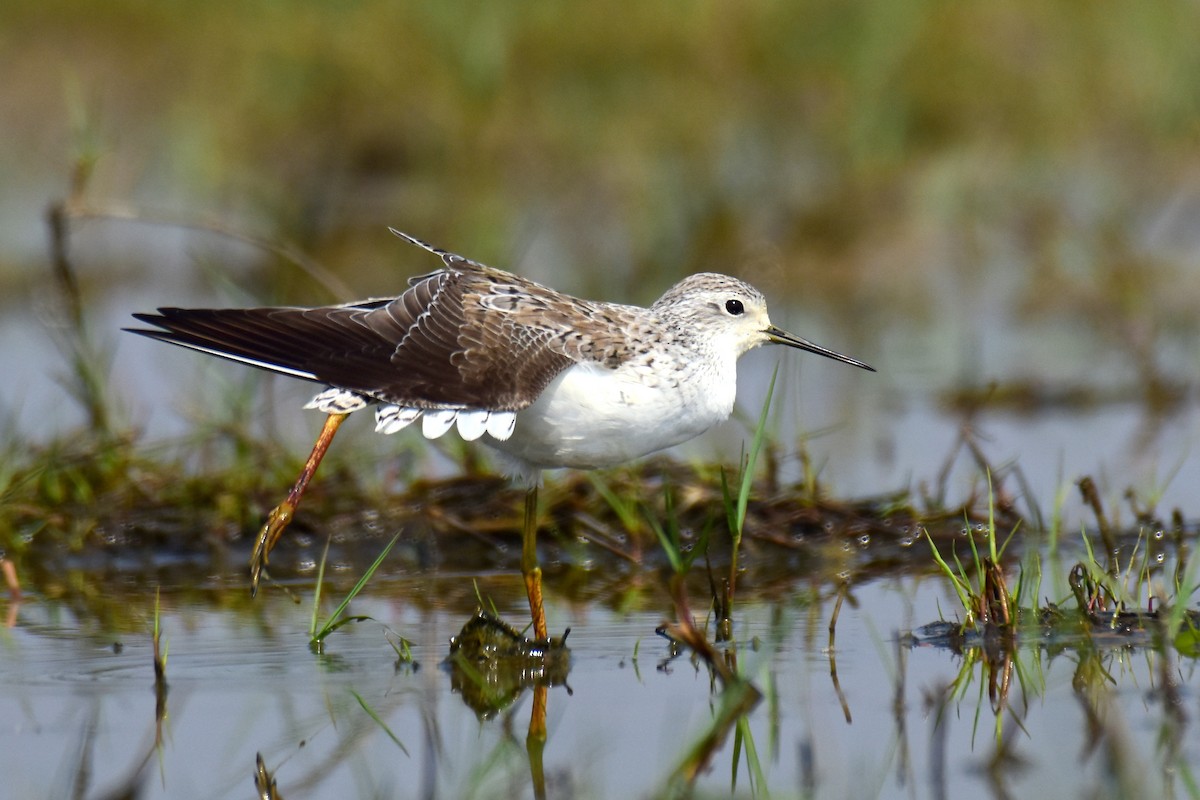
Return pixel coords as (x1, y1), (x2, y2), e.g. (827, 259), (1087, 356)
(488, 359), (737, 473)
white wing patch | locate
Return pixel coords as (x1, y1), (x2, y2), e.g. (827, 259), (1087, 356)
(421, 409), (458, 439)
(455, 410), (490, 441)
(486, 411), (517, 441)
(305, 387), (369, 414)
(371, 404), (518, 442)
(375, 405), (421, 434)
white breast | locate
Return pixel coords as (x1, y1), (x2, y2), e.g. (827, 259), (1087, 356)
(487, 353), (738, 473)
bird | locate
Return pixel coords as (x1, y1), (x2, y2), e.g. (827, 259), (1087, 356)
(127, 229), (874, 639)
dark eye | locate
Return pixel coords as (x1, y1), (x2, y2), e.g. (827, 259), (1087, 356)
(725, 299), (744, 316)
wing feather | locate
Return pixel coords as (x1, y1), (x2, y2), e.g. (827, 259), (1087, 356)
(127, 239), (646, 411)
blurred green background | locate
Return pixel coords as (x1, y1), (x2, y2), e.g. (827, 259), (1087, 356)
(4, 0), (1198, 306)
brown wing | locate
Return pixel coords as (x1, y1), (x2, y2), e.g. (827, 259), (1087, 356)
(127, 238), (641, 411)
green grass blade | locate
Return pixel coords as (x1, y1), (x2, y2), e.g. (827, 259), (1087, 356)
(587, 473), (640, 533)
(735, 365), (779, 540)
(927, 531), (973, 620)
(311, 531), (400, 645)
(649, 508), (684, 575)
(735, 715), (767, 795)
(309, 531), (334, 639)
(986, 470), (998, 563)
(471, 578), (500, 617)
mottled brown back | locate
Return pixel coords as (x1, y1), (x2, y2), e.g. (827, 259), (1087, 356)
(128, 246), (645, 411)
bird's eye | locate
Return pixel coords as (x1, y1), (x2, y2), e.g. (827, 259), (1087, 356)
(725, 299), (744, 316)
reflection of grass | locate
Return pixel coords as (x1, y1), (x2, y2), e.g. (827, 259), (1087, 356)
(152, 586), (168, 675)
(350, 690), (409, 755)
(650, 376), (785, 796)
(919, 474), (1199, 763)
(924, 518), (1199, 753)
(926, 471), (1200, 668)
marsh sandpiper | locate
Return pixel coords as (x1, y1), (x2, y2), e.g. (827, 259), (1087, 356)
(128, 230), (874, 637)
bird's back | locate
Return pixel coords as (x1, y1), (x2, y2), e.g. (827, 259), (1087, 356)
(127, 243), (647, 413)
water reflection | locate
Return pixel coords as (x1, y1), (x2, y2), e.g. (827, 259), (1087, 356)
(1, 576), (1198, 798)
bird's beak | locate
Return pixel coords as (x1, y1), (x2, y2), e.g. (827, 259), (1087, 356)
(765, 325), (875, 372)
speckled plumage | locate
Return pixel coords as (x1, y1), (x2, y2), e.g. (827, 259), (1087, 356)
(129, 230), (874, 483)
(129, 229), (876, 620)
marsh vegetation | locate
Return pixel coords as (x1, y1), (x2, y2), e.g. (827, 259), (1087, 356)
(2, 2), (1199, 798)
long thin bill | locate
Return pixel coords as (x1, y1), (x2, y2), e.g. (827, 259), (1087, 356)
(765, 325), (875, 372)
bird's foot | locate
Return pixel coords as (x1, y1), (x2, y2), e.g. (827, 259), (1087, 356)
(250, 501), (295, 596)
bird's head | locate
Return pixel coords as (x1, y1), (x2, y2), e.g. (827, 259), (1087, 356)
(653, 273), (874, 371)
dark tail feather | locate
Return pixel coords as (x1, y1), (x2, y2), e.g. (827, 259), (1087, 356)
(125, 306), (387, 384)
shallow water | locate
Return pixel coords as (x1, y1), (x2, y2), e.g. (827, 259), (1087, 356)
(4, 4), (1200, 797)
(2, 567), (1195, 799)
(3, 221), (1197, 798)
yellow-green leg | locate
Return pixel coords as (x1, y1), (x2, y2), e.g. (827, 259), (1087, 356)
(521, 485), (548, 640)
(250, 412), (349, 595)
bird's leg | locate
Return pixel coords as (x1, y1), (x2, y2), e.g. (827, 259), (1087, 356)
(521, 485), (548, 640)
(250, 411), (349, 595)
